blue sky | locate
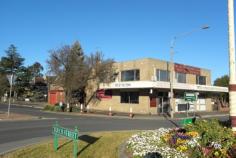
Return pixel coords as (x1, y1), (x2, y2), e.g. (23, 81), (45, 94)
(0, 0), (230, 82)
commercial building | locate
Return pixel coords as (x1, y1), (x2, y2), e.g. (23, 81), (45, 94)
(90, 58), (228, 115)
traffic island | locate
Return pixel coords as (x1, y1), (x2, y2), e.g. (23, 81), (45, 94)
(1, 131), (135, 158)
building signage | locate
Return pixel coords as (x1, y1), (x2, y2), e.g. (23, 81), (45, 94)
(175, 63), (200, 75)
(52, 122), (78, 158)
(114, 83), (132, 87)
(184, 92), (196, 101)
(96, 89), (112, 99)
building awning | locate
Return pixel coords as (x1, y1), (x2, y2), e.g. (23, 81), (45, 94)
(99, 81), (228, 93)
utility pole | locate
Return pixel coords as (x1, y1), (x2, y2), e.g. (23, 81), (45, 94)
(169, 38), (176, 118)
(228, 0), (236, 131)
(169, 26), (209, 118)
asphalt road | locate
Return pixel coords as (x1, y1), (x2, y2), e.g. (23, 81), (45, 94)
(0, 103), (180, 154)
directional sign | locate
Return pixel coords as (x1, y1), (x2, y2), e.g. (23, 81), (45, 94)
(52, 122), (78, 158)
(184, 92), (196, 101)
(52, 126), (78, 140)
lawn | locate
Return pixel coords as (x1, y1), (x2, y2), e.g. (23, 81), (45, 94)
(1, 131), (135, 158)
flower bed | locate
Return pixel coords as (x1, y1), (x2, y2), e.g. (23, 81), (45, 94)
(126, 119), (236, 158)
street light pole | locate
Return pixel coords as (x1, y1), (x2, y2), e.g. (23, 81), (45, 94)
(169, 25), (209, 118)
(227, 0), (236, 131)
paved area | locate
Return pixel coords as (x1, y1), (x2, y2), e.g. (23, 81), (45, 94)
(0, 103), (180, 155)
(0, 103), (230, 155)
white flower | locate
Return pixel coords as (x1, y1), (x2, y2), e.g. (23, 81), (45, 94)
(126, 128), (188, 158)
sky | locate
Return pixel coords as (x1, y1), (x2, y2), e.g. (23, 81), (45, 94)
(0, 0), (231, 83)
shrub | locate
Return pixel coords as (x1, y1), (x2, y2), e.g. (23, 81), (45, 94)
(54, 105), (62, 112)
(185, 119), (236, 157)
(54, 102), (66, 112)
(72, 106), (80, 112)
(43, 104), (54, 111)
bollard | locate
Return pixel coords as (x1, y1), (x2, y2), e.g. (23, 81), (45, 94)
(67, 103), (70, 112)
(129, 107), (134, 118)
(109, 106), (112, 116)
(87, 105), (90, 113)
(80, 104), (83, 113)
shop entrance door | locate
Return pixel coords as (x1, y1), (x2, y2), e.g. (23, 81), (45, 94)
(158, 97), (169, 114)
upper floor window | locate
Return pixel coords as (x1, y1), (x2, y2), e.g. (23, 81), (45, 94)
(175, 72), (186, 83)
(196, 75), (206, 85)
(156, 69), (169, 82)
(121, 69), (140, 81)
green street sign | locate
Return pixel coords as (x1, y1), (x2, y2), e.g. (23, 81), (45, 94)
(52, 125), (78, 140)
(52, 122), (78, 158)
(184, 92), (196, 101)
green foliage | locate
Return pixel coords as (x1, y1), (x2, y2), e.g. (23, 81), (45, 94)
(185, 119), (236, 156)
(0, 73), (9, 97)
(47, 41), (114, 104)
(0, 44), (24, 74)
(214, 75), (229, 87)
(54, 106), (62, 112)
(213, 75), (229, 103)
(0, 45), (46, 101)
(72, 106), (81, 112)
(43, 104), (55, 111)
(28, 62), (44, 77)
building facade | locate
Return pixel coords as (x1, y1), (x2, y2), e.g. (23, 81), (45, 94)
(89, 58), (228, 115)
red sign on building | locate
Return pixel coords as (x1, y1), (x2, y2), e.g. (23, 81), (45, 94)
(174, 63), (200, 75)
(96, 89), (112, 99)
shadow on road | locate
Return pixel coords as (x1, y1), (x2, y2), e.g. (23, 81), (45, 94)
(77, 135), (100, 156)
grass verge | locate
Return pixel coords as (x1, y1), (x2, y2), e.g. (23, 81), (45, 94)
(1, 131), (135, 158)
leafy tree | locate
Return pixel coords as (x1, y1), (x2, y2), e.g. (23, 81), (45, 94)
(47, 41), (114, 105)
(28, 62), (44, 78)
(0, 44), (24, 99)
(213, 75), (229, 107)
(0, 44), (24, 74)
(214, 75), (229, 87)
(47, 41), (86, 104)
(14, 63), (45, 100)
(0, 73), (9, 98)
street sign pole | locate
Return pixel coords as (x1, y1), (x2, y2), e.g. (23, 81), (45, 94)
(73, 126), (78, 158)
(52, 122), (79, 158)
(53, 122), (59, 151)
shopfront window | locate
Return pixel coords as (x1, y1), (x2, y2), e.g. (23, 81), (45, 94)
(120, 92), (139, 104)
(156, 69), (169, 81)
(121, 69), (140, 81)
(175, 72), (186, 83)
(196, 75), (206, 85)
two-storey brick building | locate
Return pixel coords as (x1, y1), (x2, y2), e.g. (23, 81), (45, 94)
(88, 58), (228, 115)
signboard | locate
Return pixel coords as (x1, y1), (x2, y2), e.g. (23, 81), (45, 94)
(184, 92), (196, 101)
(96, 89), (112, 99)
(175, 63), (201, 75)
(6, 74), (16, 86)
(114, 83), (132, 88)
(52, 122), (78, 158)
(52, 125), (78, 140)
